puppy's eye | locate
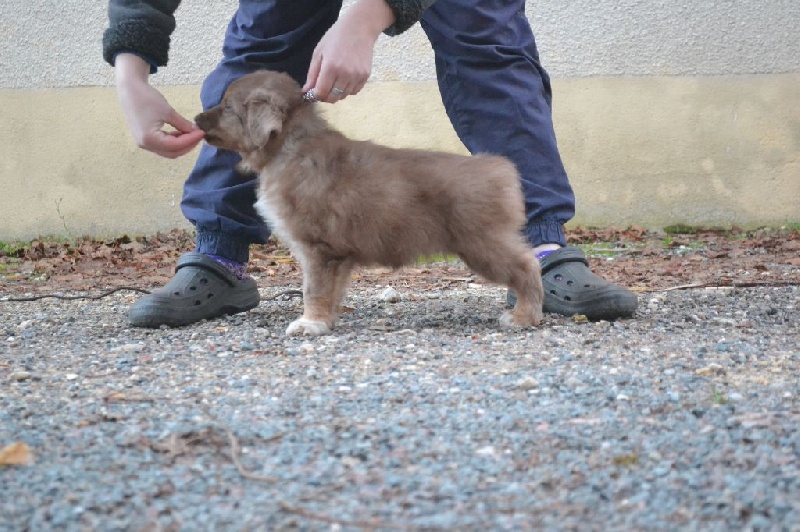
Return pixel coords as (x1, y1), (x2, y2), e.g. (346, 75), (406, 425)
(224, 103), (234, 112)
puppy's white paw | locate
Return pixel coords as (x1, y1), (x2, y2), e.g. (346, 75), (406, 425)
(499, 311), (518, 328)
(499, 310), (538, 328)
(286, 318), (332, 336)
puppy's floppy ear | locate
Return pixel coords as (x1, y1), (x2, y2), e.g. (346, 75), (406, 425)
(244, 88), (289, 151)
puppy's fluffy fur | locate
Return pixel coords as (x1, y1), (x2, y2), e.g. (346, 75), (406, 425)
(196, 71), (543, 336)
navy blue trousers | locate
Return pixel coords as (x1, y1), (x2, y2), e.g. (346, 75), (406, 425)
(182, 0), (575, 263)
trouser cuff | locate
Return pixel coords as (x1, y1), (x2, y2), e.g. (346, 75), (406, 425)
(525, 220), (567, 247)
(195, 231), (251, 263)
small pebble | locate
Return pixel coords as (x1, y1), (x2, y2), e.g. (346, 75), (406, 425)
(380, 287), (402, 303)
(10, 371), (32, 382)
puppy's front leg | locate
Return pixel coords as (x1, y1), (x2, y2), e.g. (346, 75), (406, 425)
(286, 252), (340, 336)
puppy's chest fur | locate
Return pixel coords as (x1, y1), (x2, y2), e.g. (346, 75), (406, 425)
(251, 137), (339, 236)
(252, 155), (304, 252)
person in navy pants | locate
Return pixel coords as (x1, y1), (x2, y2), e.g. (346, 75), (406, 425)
(104, 0), (637, 327)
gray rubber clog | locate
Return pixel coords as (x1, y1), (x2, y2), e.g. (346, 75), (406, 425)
(508, 246), (638, 320)
(128, 252), (260, 328)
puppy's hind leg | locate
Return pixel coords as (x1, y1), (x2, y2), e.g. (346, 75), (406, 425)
(286, 252), (345, 336)
(330, 258), (354, 319)
(458, 235), (544, 327)
(502, 251), (544, 328)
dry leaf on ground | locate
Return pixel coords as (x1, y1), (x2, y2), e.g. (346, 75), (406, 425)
(0, 441), (33, 466)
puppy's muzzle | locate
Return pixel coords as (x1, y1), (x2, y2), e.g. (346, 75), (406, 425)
(194, 111), (216, 134)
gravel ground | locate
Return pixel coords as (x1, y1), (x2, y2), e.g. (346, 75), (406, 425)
(1, 273), (799, 531)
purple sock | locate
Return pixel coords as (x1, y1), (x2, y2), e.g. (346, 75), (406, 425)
(536, 249), (557, 261)
(207, 254), (249, 280)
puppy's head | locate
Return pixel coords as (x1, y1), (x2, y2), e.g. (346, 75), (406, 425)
(195, 71), (303, 154)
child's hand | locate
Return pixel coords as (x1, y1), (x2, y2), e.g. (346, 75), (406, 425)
(302, 0), (395, 103)
(114, 54), (205, 158)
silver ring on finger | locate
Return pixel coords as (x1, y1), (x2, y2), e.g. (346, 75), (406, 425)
(330, 87), (346, 97)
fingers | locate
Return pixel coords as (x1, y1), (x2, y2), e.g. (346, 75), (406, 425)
(350, 77), (367, 96)
(306, 74), (356, 104)
(314, 64), (363, 103)
(166, 109), (200, 134)
(161, 129), (205, 158)
(144, 128), (205, 159)
(304, 48), (346, 103)
(303, 50), (322, 94)
(148, 109), (204, 158)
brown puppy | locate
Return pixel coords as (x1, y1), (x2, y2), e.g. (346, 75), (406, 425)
(195, 71), (543, 336)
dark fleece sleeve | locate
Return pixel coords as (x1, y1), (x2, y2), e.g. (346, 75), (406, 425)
(102, 0), (182, 69)
(383, 0), (438, 36)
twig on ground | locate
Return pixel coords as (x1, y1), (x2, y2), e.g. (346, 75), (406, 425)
(265, 289), (303, 301)
(296, 482), (347, 502)
(103, 391), (161, 404)
(1, 286), (151, 302)
(144, 423), (280, 481)
(198, 406), (311, 483)
(645, 280), (800, 292)
(0, 288), (303, 303)
(11, 281), (795, 301)
(150, 431), (210, 458)
(219, 425), (279, 483)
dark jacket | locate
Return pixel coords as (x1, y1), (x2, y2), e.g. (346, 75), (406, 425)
(103, 0), (436, 70)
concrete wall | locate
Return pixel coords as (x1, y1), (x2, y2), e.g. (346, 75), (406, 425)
(1, 0), (798, 239)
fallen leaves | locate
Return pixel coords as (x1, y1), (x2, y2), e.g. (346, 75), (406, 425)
(695, 364), (727, 376)
(1, 230), (193, 294)
(103, 391), (159, 404)
(2, 226), (799, 297)
(0, 441), (33, 466)
(612, 454), (640, 467)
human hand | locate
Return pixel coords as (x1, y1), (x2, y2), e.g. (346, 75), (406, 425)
(114, 54), (205, 158)
(303, 0), (395, 103)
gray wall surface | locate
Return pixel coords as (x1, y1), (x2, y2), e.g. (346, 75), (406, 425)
(2, 0), (799, 90)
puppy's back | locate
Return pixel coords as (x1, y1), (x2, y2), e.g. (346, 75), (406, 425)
(353, 141), (524, 226)
(296, 137), (526, 266)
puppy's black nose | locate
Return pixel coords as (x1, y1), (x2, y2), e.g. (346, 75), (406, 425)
(195, 112), (212, 133)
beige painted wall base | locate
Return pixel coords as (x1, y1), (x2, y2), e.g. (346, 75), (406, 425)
(1, 74), (797, 240)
